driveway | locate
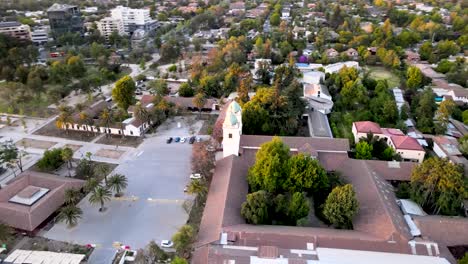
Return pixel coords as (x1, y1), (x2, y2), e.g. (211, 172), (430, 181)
(42, 119), (196, 259)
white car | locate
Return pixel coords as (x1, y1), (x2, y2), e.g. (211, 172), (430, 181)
(190, 173), (202, 179)
(180, 137), (186, 143)
(161, 240), (173, 248)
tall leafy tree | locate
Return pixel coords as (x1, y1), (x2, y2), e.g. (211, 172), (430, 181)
(247, 137), (290, 193)
(283, 154), (328, 194)
(355, 141), (373, 160)
(323, 184), (359, 229)
(112, 75), (136, 110)
(410, 157), (466, 215)
(406, 66), (423, 89)
(241, 190), (271, 224)
(193, 92), (206, 118)
(434, 99), (456, 134)
(0, 223), (13, 243)
(172, 225), (194, 256)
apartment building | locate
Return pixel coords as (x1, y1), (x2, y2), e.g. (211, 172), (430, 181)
(97, 17), (125, 40)
(110, 6), (155, 34)
(31, 27), (49, 45)
(0, 21), (31, 41)
(47, 3), (83, 38)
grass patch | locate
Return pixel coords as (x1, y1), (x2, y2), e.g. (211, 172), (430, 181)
(366, 66), (401, 88)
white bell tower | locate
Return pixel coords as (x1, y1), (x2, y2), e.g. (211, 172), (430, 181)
(222, 101), (242, 157)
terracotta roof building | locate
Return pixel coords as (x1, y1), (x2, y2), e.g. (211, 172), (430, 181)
(0, 172), (84, 232)
(352, 121), (425, 163)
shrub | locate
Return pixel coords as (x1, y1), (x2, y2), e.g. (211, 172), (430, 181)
(168, 64), (177, 72)
(37, 148), (64, 171)
(178, 83), (195, 97)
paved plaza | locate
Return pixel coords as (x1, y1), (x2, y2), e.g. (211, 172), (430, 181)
(42, 118), (198, 263)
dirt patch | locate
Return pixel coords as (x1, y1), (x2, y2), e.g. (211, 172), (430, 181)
(33, 119), (98, 142)
(15, 138), (57, 149)
(95, 134), (143, 148)
(95, 149), (126, 159)
(64, 144), (82, 153)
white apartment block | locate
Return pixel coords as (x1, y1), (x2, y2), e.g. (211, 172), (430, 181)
(110, 6), (152, 34)
(0, 21), (31, 41)
(97, 17), (125, 40)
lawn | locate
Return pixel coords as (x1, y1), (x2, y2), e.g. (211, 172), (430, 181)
(366, 66), (401, 88)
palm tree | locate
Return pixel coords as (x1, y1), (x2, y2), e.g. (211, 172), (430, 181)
(0, 223), (12, 243)
(99, 108), (113, 138)
(64, 188), (81, 205)
(61, 147), (74, 177)
(75, 103), (86, 113)
(107, 174), (128, 197)
(56, 105), (73, 133)
(79, 112), (94, 136)
(57, 204), (82, 228)
(187, 179), (208, 198)
(89, 185), (112, 212)
(193, 92), (206, 118)
(94, 164), (110, 185)
(84, 177), (99, 193)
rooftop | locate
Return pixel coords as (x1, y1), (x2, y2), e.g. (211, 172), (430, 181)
(0, 21), (22, 28)
(47, 3), (78, 12)
(0, 172), (84, 231)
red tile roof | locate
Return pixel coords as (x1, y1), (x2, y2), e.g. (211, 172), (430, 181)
(391, 135), (424, 151)
(354, 121), (382, 134)
(413, 216), (468, 246)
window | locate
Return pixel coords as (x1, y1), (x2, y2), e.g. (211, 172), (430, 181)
(130, 131), (133, 135)
(118, 130), (121, 135)
(229, 133), (232, 138)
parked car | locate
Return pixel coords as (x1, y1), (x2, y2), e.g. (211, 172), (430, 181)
(174, 137), (181, 142)
(189, 136), (196, 144)
(190, 173), (202, 179)
(166, 137), (173, 144)
(161, 240), (173, 248)
(135, 89), (143, 95)
(180, 137), (186, 143)
(196, 137), (202, 142)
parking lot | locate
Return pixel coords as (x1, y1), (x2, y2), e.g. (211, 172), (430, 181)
(43, 118), (199, 262)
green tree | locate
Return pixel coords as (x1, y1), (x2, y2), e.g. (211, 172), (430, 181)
(274, 192), (310, 225)
(270, 13), (280, 26)
(435, 60), (455, 74)
(151, 79), (169, 95)
(414, 89), (436, 133)
(107, 174), (128, 197)
(0, 223), (13, 243)
(178, 83), (194, 97)
(0, 140), (27, 176)
(247, 137), (290, 193)
(171, 257), (188, 264)
(99, 108), (113, 138)
(187, 179), (208, 198)
(406, 66), (423, 89)
(57, 204), (82, 228)
(89, 185), (112, 212)
(435, 99), (456, 134)
(241, 190), (271, 224)
(436, 40), (460, 59)
(66, 56), (86, 78)
(37, 148), (64, 171)
(355, 141), (373, 160)
(463, 110), (468, 125)
(323, 184), (359, 229)
(85, 177), (99, 193)
(172, 225), (194, 255)
(283, 154), (328, 194)
(64, 188), (81, 205)
(418, 41), (433, 61)
(193, 92), (206, 118)
(112, 75), (136, 110)
(94, 163), (110, 185)
(410, 157), (466, 215)
(61, 147), (74, 177)
(459, 253), (468, 264)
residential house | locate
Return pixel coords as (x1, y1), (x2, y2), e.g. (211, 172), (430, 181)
(324, 48), (339, 59)
(344, 48), (359, 60)
(228, 1), (245, 16)
(323, 61), (359, 74)
(302, 71), (325, 85)
(352, 121), (425, 163)
(303, 83), (333, 114)
(405, 50), (420, 63)
(432, 136), (468, 170)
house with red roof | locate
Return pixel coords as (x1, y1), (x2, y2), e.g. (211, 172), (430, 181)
(352, 121), (425, 163)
